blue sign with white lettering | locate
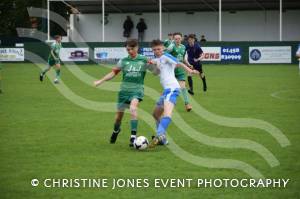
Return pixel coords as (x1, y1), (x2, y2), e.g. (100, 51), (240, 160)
(140, 48), (155, 59)
(221, 47), (242, 61)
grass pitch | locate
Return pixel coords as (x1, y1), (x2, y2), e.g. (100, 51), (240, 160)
(0, 63), (300, 198)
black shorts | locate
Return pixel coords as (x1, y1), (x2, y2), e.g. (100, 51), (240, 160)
(192, 63), (203, 73)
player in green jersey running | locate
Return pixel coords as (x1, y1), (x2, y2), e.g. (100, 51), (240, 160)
(94, 39), (154, 147)
(163, 33), (173, 49)
(166, 32), (192, 112)
(40, 35), (62, 84)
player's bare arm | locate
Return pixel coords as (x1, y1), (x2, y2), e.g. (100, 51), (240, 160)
(176, 62), (199, 75)
(147, 59), (160, 75)
(94, 67), (120, 87)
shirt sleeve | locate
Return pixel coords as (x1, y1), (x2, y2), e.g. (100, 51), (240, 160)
(199, 46), (203, 55)
(165, 54), (179, 65)
(198, 45), (203, 55)
(112, 59), (122, 75)
(166, 42), (175, 52)
(50, 43), (55, 51)
(116, 59), (123, 69)
(182, 45), (186, 57)
(163, 40), (168, 46)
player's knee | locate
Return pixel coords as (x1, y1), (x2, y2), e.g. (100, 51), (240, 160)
(163, 112), (172, 118)
(115, 113), (123, 123)
(129, 106), (137, 117)
(130, 104), (137, 112)
(152, 110), (159, 121)
(179, 81), (186, 88)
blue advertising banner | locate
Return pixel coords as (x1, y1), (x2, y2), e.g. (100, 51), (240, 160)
(140, 48), (155, 59)
(221, 47), (242, 61)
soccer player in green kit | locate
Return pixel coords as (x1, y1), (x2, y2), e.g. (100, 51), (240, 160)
(40, 35), (62, 84)
(94, 39), (153, 147)
(166, 32), (192, 112)
(163, 33), (173, 48)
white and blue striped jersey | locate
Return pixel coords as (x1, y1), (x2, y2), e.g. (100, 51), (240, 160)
(153, 53), (180, 90)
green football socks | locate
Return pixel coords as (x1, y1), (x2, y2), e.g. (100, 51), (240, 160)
(130, 120), (138, 135)
(55, 69), (61, 79)
(181, 88), (190, 105)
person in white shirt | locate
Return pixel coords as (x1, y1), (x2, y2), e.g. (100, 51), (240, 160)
(148, 39), (199, 148)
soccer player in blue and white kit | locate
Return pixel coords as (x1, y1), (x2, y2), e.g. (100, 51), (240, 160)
(148, 40), (199, 148)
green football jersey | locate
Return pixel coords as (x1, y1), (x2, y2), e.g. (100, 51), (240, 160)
(163, 39), (173, 48)
(168, 43), (186, 62)
(168, 43), (186, 78)
(48, 42), (62, 60)
(117, 54), (148, 93)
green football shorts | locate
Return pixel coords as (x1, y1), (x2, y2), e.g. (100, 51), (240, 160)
(48, 58), (60, 66)
(117, 90), (144, 110)
(175, 67), (186, 81)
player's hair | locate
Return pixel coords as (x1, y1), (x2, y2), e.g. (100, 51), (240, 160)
(54, 35), (61, 40)
(168, 33), (173, 36)
(125, 39), (138, 47)
(173, 32), (182, 37)
(187, 34), (195, 39)
(150, 39), (163, 47)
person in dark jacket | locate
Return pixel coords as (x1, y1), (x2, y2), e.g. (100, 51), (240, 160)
(200, 34), (207, 44)
(136, 18), (147, 42)
(123, 16), (134, 38)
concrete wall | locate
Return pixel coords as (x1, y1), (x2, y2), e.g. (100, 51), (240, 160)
(70, 10), (300, 42)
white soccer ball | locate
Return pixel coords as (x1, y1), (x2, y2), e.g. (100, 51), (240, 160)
(133, 136), (149, 150)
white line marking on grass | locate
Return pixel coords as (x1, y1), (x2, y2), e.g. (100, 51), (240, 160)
(271, 90), (300, 102)
(66, 64), (280, 168)
(34, 62), (265, 179)
(23, 20), (287, 177)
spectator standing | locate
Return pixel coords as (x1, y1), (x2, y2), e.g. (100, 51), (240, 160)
(200, 35), (207, 44)
(136, 18), (147, 42)
(123, 16), (134, 38)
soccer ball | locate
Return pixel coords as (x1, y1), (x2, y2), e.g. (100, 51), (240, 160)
(133, 136), (149, 150)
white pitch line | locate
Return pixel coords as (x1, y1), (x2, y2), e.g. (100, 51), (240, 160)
(270, 89), (300, 102)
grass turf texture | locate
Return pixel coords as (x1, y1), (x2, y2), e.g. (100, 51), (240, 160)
(0, 63), (300, 198)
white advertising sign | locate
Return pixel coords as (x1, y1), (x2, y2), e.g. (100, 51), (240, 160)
(201, 47), (221, 61)
(249, 46), (291, 63)
(60, 48), (89, 61)
(94, 48), (127, 59)
(0, 48), (24, 61)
